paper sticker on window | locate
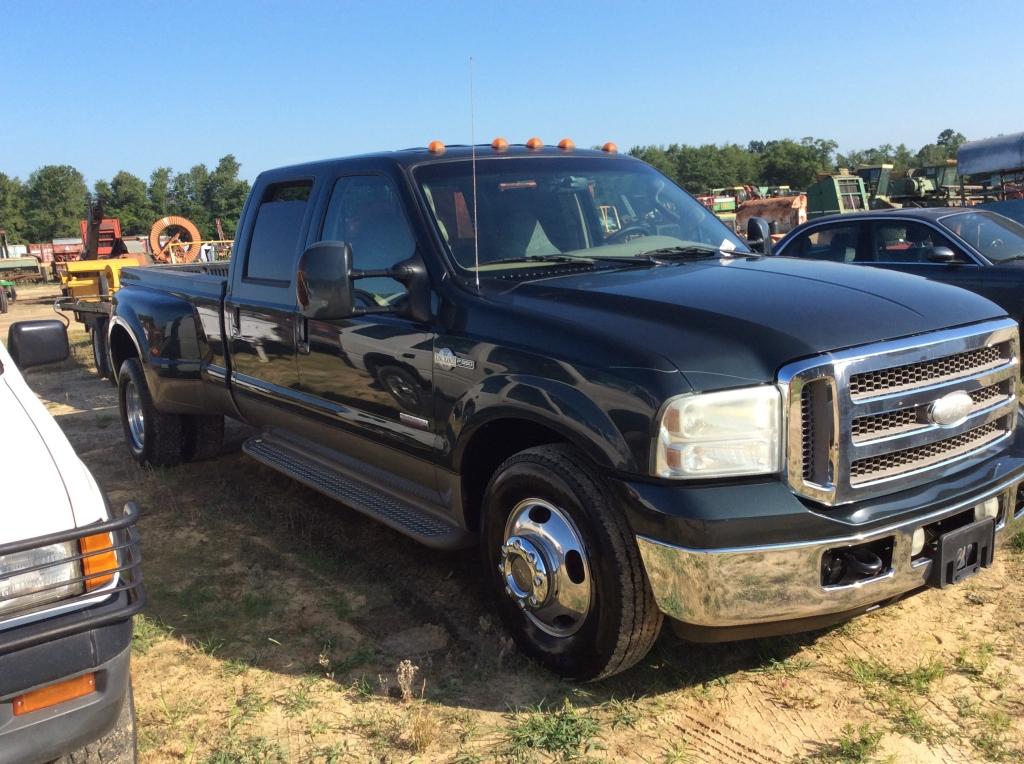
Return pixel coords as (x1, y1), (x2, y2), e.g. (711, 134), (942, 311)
(720, 239), (736, 251)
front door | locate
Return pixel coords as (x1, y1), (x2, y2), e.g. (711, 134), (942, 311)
(295, 174), (438, 495)
(864, 219), (985, 295)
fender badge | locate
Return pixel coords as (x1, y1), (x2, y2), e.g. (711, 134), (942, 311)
(434, 348), (475, 371)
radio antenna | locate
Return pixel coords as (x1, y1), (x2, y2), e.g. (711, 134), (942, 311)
(469, 56), (480, 290)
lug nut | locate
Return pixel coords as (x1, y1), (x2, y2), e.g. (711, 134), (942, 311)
(517, 599), (526, 609)
(534, 576), (543, 586)
(528, 553), (536, 564)
(513, 539), (522, 549)
(505, 585), (512, 596)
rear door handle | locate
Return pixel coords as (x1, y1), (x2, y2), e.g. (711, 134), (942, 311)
(229, 306), (241, 337)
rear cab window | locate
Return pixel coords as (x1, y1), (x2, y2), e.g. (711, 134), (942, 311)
(244, 181), (313, 283)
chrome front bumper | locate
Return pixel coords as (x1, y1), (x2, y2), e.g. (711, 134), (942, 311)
(637, 477), (1024, 629)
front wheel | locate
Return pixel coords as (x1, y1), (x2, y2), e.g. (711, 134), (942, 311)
(481, 444), (663, 680)
(118, 358), (184, 467)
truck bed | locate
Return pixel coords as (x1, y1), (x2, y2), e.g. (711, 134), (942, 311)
(118, 262), (229, 301)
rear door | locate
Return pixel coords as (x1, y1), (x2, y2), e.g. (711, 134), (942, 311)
(226, 179), (315, 426)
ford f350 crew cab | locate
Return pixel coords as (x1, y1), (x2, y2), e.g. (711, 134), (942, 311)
(1, 322), (144, 761)
(106, 141), (1024, 679)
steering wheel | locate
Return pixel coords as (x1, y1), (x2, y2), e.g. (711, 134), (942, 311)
(353, 288), (380, 307)
(606, 223), (654, 244)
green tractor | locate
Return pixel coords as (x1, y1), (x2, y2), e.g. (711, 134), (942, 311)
(0, 279), (16, 314)
(806, 172), (871, 218)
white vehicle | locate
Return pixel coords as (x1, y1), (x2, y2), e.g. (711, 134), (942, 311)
(0, 320), (144, 764)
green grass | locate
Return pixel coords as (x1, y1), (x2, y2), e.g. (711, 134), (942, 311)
(884, 693), (946, 745)
(955, 642), (995, 678)
(1008, 529), (1024, 553)
(131, 614), (174, 655)
(502, 700), (602, 761)
(971, 710), (1019, 762)
(845, 656), (945, 694)
(202, 735), (285, 764)
(241, 591), (278, 619)
(804, 723), (884, 763)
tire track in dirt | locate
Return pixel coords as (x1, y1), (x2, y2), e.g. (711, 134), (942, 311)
(673, 708), (785, 763)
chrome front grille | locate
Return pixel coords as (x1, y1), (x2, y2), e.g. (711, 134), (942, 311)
(781, 319), (1020, 505)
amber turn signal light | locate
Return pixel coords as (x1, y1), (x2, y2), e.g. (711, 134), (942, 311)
(491, 137), (508, 151)
(558, 138), (575, 150)
(13, 673), (96, 716)
(526, 137), (544, 149)
(428, 140), (445, 154)
(602, 142), (618, 154)
(80, 532), (117, 590)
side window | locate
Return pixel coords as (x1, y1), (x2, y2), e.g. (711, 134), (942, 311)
(245, 181), (312, 282)
(871, 221), (963, 264)
(793, 224), (860, 263)
(320, 176), (416, 301)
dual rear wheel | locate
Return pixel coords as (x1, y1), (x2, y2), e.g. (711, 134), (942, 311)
(117, 358), (224, 467)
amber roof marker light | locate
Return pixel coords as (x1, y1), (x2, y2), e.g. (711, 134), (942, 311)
(526, 137), (544, 150)
(558, 138), (575, 150)
(602, 142), (618, 154)
(491, 137), (509, 151)
(428, 140), (446, 154)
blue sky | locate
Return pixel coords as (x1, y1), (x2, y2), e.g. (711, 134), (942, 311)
(2, 0), (1021, 185)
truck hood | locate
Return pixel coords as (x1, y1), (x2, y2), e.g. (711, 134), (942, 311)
(497, 256), (1008, 389)
(0, 345), (107, 544)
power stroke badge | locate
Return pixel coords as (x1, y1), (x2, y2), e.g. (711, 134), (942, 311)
(434, 348), (475, 371)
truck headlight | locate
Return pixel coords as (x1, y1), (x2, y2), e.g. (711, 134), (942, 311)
(653, 386), (782, 478)
(0, 542), (83, 617)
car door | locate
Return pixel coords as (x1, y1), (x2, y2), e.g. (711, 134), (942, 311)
(294, 173), (439, 494)
(781, 220), (865, 264)
(225, 179), (314, 426)
(863, 218), (985, 295)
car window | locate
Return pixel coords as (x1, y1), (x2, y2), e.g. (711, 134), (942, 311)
(870, 220), (965, 264)
(320, 175), (416, 302)
(938, 210), (1024, 263)
(245, 181), (312, 282)
(789, 224), (860, 263)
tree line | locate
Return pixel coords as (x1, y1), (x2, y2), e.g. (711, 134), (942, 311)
(629, 129), (967, 194)
(0, 155), (250, 244)
(0, 131), (969, 244)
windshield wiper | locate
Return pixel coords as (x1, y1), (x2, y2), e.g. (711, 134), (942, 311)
(633, 245), (737, 261)
(991, 254), (1024, 264)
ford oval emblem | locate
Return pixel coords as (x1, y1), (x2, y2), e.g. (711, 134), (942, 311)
(928, 390), (973, 427)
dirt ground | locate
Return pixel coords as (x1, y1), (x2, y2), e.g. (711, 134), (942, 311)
(4, 284), (1024, 763)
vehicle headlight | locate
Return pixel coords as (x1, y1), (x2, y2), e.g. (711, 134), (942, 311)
(653, 386), (783, 478)
(0, 542), (83, 617)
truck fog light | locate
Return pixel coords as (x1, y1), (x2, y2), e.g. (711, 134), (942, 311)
(911, 528), (926, 557)
(976, 498), (1000, 522)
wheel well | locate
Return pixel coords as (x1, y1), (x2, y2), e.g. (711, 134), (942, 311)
(459, 418), (570, 532)
(108, 324), (139, 379)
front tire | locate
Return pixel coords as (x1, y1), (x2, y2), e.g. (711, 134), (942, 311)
(55, 682), (136, 763)
(481, 444), (663, 680)
(118, 358), (184, 467)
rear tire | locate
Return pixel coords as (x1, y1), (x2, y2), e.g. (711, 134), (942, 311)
(54, 682), (136, 763)
(481, 444), (663, 680)
(182, 414), (225, 461)
(118, 358), (184, 467)
(0, 289), (8, 314)
(92, 320), (111, 379)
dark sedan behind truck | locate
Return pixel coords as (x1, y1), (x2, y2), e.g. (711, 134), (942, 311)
(773, 207), (1024, 322)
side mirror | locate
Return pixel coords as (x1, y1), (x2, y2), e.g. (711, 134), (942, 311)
(746, 216), (773, 256)
(297, 241), (354, 320)
(927, 246), (957, 263)
(388, 255), (431, 324)
(7, 320), (70, 368)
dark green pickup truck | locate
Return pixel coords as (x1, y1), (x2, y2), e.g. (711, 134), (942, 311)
(106, 143), (1024, 678)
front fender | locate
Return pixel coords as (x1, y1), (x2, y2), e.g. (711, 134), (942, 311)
(449, 373), (640, 473)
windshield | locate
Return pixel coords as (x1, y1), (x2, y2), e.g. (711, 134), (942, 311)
(414, 156), (747, 272)
(938, 210), (1024, 263)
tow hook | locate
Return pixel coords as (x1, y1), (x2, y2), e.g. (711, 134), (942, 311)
(821, 538), (893, 587)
